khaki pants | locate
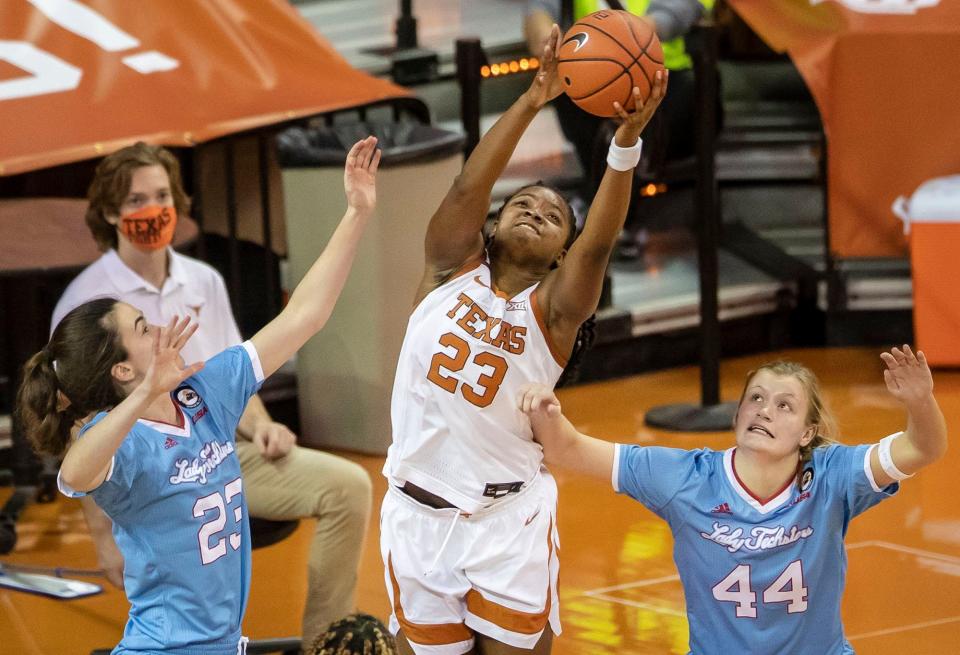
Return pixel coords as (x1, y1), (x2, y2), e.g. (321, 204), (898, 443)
(237, 440), (372, 646)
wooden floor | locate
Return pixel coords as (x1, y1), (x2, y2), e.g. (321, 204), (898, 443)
(2, 347), (959, 654)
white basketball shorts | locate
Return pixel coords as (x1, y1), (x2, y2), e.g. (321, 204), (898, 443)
(380, 472), (561, 654)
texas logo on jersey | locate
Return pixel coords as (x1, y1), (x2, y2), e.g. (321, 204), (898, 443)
(387, 261), (564, 514)
(446, 291), (528, 355)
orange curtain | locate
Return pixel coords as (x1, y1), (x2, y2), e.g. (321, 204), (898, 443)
(726, 0), (960, 258)
(0, 0), (410, 176)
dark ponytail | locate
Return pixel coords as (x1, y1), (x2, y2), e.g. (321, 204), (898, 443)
(15, 298), (127, 457)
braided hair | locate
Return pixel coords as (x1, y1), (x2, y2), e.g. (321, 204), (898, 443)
(306, 614), (397, 655)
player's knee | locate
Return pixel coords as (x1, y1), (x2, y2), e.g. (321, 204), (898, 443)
(341, 461), (373, 515)
(315, 460), (372, 522)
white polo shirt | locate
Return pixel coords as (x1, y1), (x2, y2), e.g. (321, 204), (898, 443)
(51, 248), (242, 364)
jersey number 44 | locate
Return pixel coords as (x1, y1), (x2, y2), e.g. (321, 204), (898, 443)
(713, 560), (809, 618)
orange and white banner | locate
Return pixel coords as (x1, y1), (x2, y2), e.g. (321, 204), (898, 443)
(727, 0), (960, 258)
(0, 0), (409, 176)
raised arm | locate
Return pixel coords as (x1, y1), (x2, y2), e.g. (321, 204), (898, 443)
(60, 318), (202, 492)
(251, 137), (379, 378)
(870, 345), (948, 486)
(518, 383), (614, 480)
(418, 25), (565, 299)
(538, 71), (668, 344)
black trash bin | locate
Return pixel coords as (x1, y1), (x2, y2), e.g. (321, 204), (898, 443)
(277, 121), (464, 168)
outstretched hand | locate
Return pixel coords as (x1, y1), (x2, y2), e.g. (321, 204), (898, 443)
(880, 345), (934, 407)
(344, 136), (381, 213)
(141, 316), (204, 397)
(517, 383), (562, 419)
(612, 69), (669, 145)
(525, 24), (564, 109)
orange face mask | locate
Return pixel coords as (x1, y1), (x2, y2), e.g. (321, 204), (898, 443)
(119, 205), (177, 252)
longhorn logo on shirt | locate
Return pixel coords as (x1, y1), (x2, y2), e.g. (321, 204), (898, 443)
(175, 385), (202, 409)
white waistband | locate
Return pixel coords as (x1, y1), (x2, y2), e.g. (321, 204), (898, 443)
(391, 471), (544, 520)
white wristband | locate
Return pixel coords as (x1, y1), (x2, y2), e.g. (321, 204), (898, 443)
(606, 136), (643, 172)
(878, 432), (913, 481)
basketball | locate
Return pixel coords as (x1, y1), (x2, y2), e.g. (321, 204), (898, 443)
(557, 10), (665, 117)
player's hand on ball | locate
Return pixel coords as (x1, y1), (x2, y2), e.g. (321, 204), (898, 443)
(518, 383), (562, 418)
(526, 24), (564, 109)
(613, 69), (668, 145)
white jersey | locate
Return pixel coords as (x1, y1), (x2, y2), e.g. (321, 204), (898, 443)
(385, 257), (566, 513)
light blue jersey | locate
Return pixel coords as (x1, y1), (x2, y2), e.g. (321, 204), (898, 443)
(60, 342), (264, 654)
(615, 443), (898, 655)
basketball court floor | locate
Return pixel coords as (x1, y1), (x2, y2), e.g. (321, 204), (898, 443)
(2, 347), (958, 654)
(1, 3), (947, 653)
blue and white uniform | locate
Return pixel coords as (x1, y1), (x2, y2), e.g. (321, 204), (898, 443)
(614, 443), (898, 655)
(59, 342), (264, 655)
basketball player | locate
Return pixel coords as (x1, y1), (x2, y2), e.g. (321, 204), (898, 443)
(52, 139), (373, 645)
(15, 137), (380, 654)
(518, 346), (947, 653)
(379, 24), (666, 655)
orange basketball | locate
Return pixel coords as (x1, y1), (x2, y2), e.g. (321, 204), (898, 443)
(557, 10), (664, 117)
